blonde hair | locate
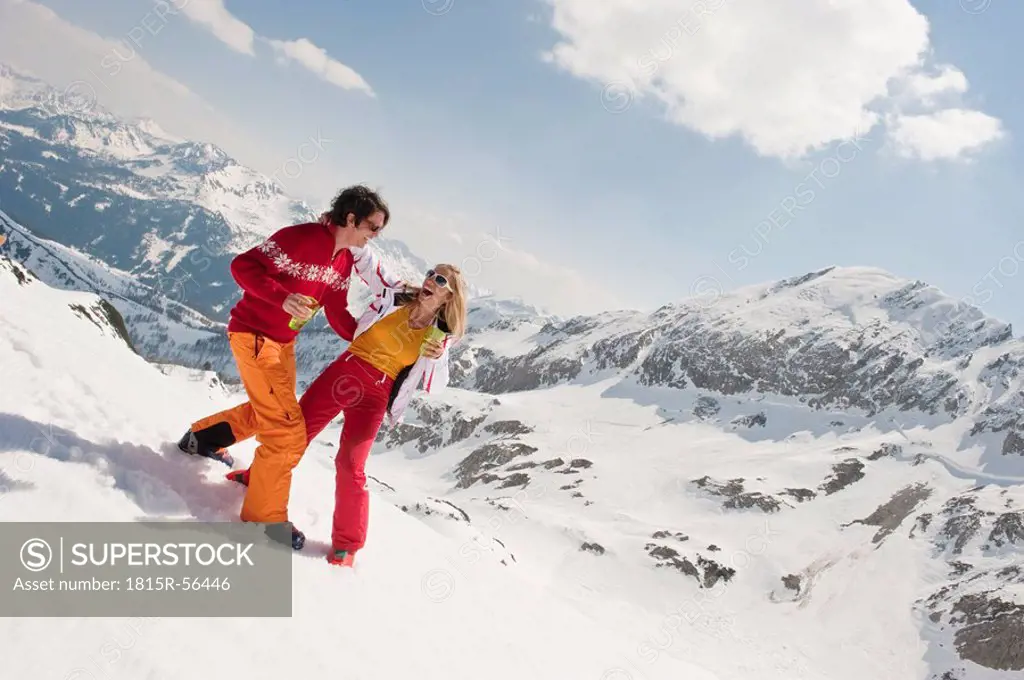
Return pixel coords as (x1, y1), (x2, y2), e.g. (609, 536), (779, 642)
(435, 264), (467, 339)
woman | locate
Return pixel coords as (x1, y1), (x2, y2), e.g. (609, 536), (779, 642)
(231, 263), (467, 566)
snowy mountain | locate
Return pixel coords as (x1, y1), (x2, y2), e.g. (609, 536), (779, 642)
(0, 63), (438, 320)
(0, 207), (229, 365)
(450, 265), (1024, 476)
(388, 265), (1024, 679)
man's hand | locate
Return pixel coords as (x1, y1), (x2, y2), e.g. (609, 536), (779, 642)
(283, 293), (316, 320)
(420, 339), (444, 360)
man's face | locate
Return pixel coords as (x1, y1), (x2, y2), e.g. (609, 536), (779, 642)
(351, 210), (386, 247)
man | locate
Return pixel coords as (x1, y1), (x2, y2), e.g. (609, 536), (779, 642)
(178, 185), (419, 549)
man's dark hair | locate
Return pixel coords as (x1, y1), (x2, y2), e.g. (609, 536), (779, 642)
(326, 184), (390, 228)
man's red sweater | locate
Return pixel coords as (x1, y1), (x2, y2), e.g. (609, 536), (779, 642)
(227, 222), (358, 344)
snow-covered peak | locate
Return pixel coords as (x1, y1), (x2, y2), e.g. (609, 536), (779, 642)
(130, 116), (184, 143)
(467, 292), (557, 326)
(0, 62), (240, 172)
(40, 115), (158, 159)
(750, 265), (999, 337)
(655, 265), (1012, 360)
(0, 63), (49, 110)
(0, 63), (118, 123)
(168, 140), (234, 173)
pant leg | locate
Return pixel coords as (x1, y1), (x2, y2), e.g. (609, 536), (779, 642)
(188, 330), (262, 448)
(327, 358), (392, 552)
(298, 352), (370, 444)
(193, 341), (294, 460)
(233, 334), (306, 524)
(191, 401), (258, 450)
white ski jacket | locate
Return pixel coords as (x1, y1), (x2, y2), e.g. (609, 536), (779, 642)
(349, 245), (456, 428)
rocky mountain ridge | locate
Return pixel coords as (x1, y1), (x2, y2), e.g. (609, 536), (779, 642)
(449, 265), (1024, 479)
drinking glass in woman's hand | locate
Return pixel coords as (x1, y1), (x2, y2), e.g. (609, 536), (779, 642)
(420, 339), (444, 359)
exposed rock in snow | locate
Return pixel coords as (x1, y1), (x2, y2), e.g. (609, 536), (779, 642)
(454, 442), (539, 489)
(819, 459), (866, 495)
(847, 482), (933, 543)
(692, 476), (783, 513)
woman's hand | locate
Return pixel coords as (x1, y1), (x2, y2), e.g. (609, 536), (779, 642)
(420, 339), (444, 359)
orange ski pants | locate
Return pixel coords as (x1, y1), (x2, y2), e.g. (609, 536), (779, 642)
(191, 332), (305, 523)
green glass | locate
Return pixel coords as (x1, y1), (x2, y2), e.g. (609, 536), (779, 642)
(288, 296), (321, 331)
(420, 325), (446, 355)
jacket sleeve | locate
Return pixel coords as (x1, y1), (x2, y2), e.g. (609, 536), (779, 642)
(321, 285), (358, 341)
(229, 230), (294, 308)
(350, 244), (407, 299)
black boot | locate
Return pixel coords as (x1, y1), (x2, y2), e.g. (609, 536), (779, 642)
(262, 523), (305, 551)
(177, 430), (234, 467)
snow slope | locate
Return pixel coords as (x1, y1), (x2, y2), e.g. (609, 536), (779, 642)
(0, 231), (715, 678)
(374, 379), (1024, 680)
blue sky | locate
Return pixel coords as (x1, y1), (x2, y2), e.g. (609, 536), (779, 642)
(2, 0), (1023, 329)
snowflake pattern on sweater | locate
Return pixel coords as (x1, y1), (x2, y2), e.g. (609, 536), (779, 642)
(257, 237), (349, 291)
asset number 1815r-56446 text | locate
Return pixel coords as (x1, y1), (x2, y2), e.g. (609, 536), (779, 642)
(126, 577), (231, 591)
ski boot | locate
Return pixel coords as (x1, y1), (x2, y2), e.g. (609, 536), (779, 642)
(326, 549), (355, 567)
(177, 430), (233, 467)
(260, 523), (305, 551)
(291, 526), (306, 551)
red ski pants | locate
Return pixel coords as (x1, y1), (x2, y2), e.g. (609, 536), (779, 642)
(299, 351), (394, 552)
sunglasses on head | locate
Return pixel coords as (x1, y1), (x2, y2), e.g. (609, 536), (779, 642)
(425, 269), (451, 289)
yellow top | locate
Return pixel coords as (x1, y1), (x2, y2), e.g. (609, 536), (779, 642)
(347, 306), (431, 379)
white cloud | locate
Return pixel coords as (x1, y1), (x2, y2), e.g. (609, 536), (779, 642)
(887, 109), (1005, 162)
(267, 38), (374, 96)
(178, 0), (256, 56)
(902, 65), (968, 105)
(541, 0), (1003, 162)
(175, 1), (374, 97)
